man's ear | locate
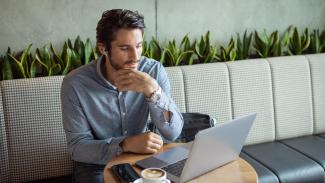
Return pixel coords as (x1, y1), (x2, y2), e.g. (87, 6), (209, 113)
(97, 43), (107, 55)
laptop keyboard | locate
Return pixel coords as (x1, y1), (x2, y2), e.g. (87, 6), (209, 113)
(162, 158), (187, 177)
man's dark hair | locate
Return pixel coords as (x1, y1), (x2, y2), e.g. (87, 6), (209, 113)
(96, 9), (145, 53)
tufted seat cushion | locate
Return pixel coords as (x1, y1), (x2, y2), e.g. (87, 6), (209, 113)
(240, 152), (279, 183)
(281, 135), (325, 169)
(243, 141), (325, 183)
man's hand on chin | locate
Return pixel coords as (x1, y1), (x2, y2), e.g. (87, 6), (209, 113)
(121, 132), (163, 154)
(115, 69), (158, 96)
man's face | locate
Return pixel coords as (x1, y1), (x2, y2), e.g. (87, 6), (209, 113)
(106, 28), (143, 70)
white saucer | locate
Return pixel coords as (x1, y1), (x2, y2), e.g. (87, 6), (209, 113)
(133, 178), (171, 183)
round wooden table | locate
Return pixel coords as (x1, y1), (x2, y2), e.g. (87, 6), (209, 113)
(104, 143), (258, 183)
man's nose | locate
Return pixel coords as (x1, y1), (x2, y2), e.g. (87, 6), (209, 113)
(129, 48), (140, 61)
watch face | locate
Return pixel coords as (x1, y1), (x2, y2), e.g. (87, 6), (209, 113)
(155, 92), (161, 101)
(147, 86), (162, 103)
(154, 87), (162, 102)
(150, 87), (161, 103)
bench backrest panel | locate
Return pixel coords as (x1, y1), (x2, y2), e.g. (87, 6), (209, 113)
(306, 54), (325, 134)
(165, 67), (186, 113)
(267, 56), (313, 140)
(226, 59), (275, 144)
(181, 63), (232, 123)
(1, 76), (72, 183)
(0, 87), (10, 183)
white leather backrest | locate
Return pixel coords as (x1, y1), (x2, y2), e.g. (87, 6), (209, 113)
(181, 63), (232, 123)
(306, 53), (325, 134)
(268, 56), (313, 140)
(226, 59), (275, 145)
(165, 67), (186, 113)
(1, 76), (73, 183)
(0, 86), (10, 183)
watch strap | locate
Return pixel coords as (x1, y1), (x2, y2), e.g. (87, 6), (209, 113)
(146, 86), (161, 103)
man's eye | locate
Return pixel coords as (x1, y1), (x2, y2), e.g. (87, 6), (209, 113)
(120, 47), (128, 51)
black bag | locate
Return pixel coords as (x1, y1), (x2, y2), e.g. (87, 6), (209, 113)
(147, 112), (214, 143)
(175, 113), (214, 143)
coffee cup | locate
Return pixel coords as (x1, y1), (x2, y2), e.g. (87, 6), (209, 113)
(141, 168), (169, 183)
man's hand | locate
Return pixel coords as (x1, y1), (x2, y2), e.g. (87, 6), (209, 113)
(115, 69), (158, 97)
(121, 132), (163, 154)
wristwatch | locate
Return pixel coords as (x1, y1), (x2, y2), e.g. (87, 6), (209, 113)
(146, 86), (162, 103)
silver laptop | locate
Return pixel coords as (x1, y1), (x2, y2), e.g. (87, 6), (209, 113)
(136, 113), (256, 183)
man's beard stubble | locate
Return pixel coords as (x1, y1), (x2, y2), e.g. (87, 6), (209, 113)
(108, 54), (139, 71)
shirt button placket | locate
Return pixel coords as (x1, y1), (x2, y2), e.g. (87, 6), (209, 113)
(119, 92), (127, 136)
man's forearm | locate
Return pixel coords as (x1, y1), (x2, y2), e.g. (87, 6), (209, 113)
(147, 90), (183, 141)
(66, 132), (125, 165)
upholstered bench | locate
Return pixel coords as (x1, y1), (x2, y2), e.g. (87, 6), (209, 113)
(1, 53), (324, 183)
(165, 54), (325, 183)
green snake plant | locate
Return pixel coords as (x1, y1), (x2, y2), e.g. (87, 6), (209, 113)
(217, 37), (237, 61)
(288, 27), (310, 55)
(164, 35), (194, 66)
(236, 30), (253, 60)
(35, 45), (61, 76)
(195, 31), (219, 63)
(253, 30), (280, 58)
(142, 37), (166, 64)
(70, 36), (97, 66)
(309, 29), (324, 53)
(0, 48), (14, 80)
(8, 44), (37, 78)
(320, 30), (325, 53)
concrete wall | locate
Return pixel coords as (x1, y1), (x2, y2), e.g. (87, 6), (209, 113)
(157, 0), (325, 44)
(0, 0), (324, 53)
(0, 0), (156, 53)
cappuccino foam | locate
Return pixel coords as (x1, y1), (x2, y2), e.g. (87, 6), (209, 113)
(142, 169), (165, 178)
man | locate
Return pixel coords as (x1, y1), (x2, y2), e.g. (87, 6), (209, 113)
(61, 9), (183, 183)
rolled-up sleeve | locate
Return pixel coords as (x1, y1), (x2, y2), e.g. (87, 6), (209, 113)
(147, 65), (184, 141)
(61, 78), (125, 165)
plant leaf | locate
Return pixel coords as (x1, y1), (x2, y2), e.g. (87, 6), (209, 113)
(84, 38), (93, 64)
(30, 58), (37, 78)
(292, 27), (302, 54)
(1, 54), (13, 80)
(9, 54), (27, 78)
(302, 28), (310, 52)
(35, 54), (49, 72)
(176, 50), (193, 66)
(62, 47), (73, 75)
(50, 44), (64, 66)
(49, 63), (62, 76)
